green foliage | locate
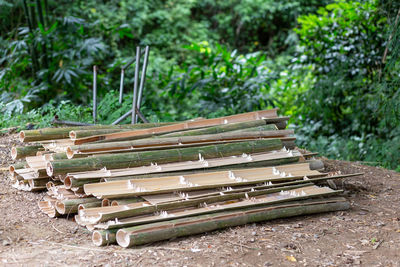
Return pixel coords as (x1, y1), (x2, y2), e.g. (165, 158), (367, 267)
(142, 42), (283, 121)
(293, 0), (400, 169)
(0, 100), (92, 129)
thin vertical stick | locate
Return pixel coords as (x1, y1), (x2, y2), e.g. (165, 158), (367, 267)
(132, 47), (141, 124)
(93, 65), (97, 124)
(22, 0), (39, 76)
(136, 46), (150, 123)
(119, 69), (125, 104)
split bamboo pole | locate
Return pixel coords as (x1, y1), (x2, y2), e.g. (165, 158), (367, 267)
(82, 184), (326, 225)
(84, 164), (324, 199)
(65, 150), (300, 181)
(47, 139), (283, 176)
(115, 197), (349, 247)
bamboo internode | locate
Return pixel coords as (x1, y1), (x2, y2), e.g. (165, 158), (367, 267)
(5, 109), (360, 248)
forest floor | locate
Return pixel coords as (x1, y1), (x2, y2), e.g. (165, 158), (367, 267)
(0, 134), (399, 267)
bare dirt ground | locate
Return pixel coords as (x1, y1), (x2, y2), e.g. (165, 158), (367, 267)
(0, 134), (399, 266)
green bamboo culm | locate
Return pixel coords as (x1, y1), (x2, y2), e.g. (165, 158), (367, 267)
(48, 139), (283, 176)
(116, 198), (350, 247)
(162, 120), (272, 137)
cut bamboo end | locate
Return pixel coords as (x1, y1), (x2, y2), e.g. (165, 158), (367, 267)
(64, 176), (72, 189)
(116, 229), (131, 248)
(66, 147), (74, 159)
(69, 131), (77, 140)
(9, 165), (16, 175)
(102, 199), (110, 207)
(11, 147), (17, 160)
(46, 162), (54, 177)
(92, 230), (117, 246)
(55, 201), (67, 214)
(19, 131), (25, 142)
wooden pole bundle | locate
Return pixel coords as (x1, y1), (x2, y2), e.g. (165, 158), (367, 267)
(47, 139), (283, 176)
(5, 109), (363, 249)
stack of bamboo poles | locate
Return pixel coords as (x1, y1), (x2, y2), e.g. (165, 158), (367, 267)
(7, 109), (361, 247)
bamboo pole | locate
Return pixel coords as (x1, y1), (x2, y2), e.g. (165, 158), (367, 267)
(111, 156), (304, 181)
(73, 109), (279, 144)
(65, 151), (300, 187)
(92, 229), (118, 247)
(116, 197), (349, 247)
(20, 123), (174, 142)
(162, 120), (271, 137)
(66, 150), (299, 180)
(9, 162), (27, 177)
(94, 188), (344, 230)
(67, 130), (293, 157)
(47, 139), (283, 176)
(70, 129), (148, 139)
(55, 198), (102, 215)
(11, 145), (43, 160)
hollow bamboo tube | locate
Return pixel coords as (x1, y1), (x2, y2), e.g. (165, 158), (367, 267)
(92, 229), (118, 246)
(64, 177), (100, 189)
(11, 145), (43, 160)
(47, 139), (283, 176)
(55, 198), (102, 215)
(9, 162), (26, 176)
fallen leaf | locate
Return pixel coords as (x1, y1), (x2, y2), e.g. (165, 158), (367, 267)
(286, 255), (297, 262)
